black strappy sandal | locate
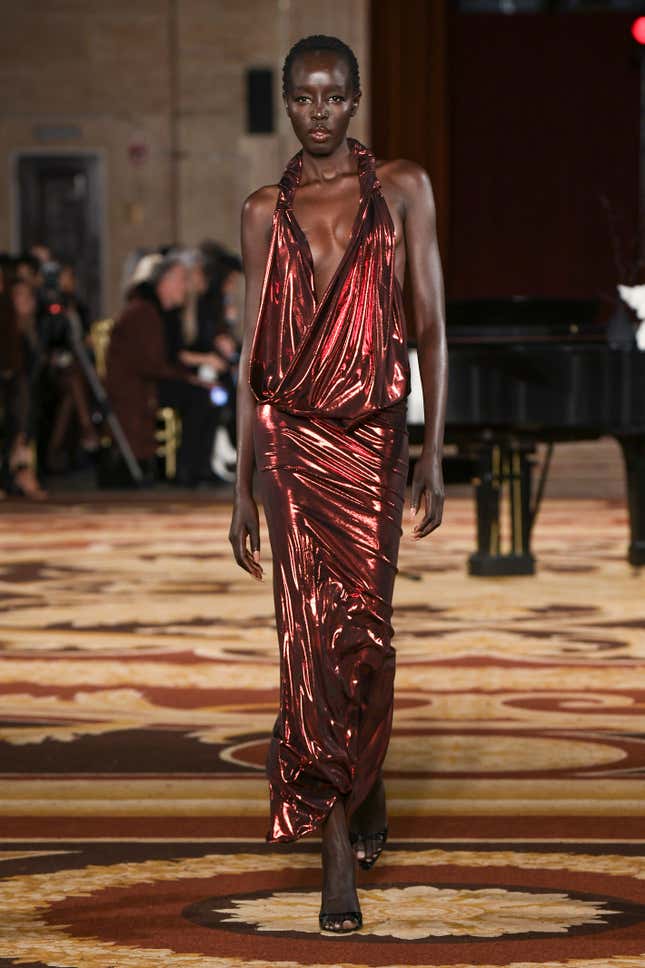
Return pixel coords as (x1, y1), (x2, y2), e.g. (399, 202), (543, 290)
(350, 825), (388, 870)
(319, 909), (363, 933)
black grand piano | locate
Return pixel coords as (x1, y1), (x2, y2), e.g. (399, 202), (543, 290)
(407, 297), (645, 575)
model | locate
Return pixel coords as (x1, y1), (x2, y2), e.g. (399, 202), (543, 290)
(230, 34), (447, 933)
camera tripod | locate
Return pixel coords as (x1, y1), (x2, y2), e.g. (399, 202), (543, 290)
(66, 323), (143, 484)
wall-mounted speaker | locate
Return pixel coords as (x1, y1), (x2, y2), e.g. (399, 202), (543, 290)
(246, 68), (274, 134)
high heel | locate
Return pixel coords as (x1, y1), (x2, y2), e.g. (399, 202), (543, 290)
(9, 437), (47, 501)
(350, 825), (388, 870)
(320, 799), (362, 933)
(10, 465), (48, 501)
(319, 909), (362, 933)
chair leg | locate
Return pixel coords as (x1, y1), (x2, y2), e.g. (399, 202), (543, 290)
(156, 407), (182, 480)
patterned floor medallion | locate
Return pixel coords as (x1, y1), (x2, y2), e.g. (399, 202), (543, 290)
(2, 495), (645, 966)
(190, 881), (630, 940)
(3, 842), (645, 966)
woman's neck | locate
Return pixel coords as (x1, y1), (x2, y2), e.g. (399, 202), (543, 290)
(301, 138), (354, 186)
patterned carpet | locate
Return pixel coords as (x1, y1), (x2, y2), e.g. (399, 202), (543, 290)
(1, 493), (645, 967)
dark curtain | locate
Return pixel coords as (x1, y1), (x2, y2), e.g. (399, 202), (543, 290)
(370, 5), (639, 302)
(370, 0), (450, 338)
(447, 11), (639, 299)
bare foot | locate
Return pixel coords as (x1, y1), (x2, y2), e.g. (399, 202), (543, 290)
(349, 773), (388, 867)
(320, 800), (361, 932)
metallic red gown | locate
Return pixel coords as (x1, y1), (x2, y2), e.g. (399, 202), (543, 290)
(248, 137), (411, 843)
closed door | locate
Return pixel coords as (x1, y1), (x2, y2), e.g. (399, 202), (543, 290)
(17, 153), (103, 320)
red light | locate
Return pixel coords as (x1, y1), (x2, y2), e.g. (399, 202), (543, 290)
(49, 303), (62, 314)
(632, 17), (645, 45)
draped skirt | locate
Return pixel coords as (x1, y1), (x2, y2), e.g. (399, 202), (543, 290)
(254, 396), (409, 843)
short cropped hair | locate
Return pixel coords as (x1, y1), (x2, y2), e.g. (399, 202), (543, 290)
(282, 35), (360, 98)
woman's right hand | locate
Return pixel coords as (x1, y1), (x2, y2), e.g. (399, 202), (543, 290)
(229, 492), (263, 581)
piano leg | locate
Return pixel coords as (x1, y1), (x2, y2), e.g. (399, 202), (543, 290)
(469, 442), (536, 577)
(617, 436), (645, 567)
(471, 444), (501, 567)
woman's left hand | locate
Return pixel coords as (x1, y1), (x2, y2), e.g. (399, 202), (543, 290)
(409, 452), (444, 539)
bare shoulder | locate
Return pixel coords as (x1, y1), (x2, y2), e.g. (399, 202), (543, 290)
(376, 158), (434, 205)
(241, 184), (279, 231)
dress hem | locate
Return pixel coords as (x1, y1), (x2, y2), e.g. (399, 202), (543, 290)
(265, 793), (340, 845)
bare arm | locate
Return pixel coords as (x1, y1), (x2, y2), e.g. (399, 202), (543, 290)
(178, 349), (227, 374)
(402, 163), (448, 538)
(228, 186), (275, 580)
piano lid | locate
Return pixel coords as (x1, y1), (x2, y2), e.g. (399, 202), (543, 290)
(443, 296), (607, 345)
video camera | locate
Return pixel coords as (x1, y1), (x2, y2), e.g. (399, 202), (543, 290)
(38, 261), (80, 353)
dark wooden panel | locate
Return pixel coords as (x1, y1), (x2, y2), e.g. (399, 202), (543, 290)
(370, 0), (451, 327)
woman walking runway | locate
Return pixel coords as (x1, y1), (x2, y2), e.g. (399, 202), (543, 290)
(230, 34), (447, 933)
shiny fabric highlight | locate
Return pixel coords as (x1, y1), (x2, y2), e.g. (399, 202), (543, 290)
(248, 138), (409, 428)
(248, 138), (411, 843)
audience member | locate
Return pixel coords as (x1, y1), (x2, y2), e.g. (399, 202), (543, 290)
(29, 244), (51, 266)
(14, 253), (44, 294)
(189, 242), (242, 477)
(1, 238), (243, 494)
(196, 241), (242, 350)
(158, 246), (238, 484)
(105, 254), (220, 485)
(179, 249), (209, 349)
(0, 257), (19, 499)
(218, 250), (244, 345)
(1, 276), (47, 499)
(44, 263), (99, 471)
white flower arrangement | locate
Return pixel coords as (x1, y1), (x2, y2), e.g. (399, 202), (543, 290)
(617, 284), (645, 350)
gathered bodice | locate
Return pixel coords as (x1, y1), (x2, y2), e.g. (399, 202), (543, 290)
(248, 137), (410, 428)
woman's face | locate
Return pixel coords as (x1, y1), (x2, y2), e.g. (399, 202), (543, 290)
(11, 281), (36, 319)
(191, 263), (208, 295)
(16, 262), (39, 288)
(284, 51), (360, 156)
(59, 266), (75, 292)
(157, 263), (188, 309)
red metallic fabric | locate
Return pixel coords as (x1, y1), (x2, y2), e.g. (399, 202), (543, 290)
(249, 137), (409, 426)
(248, 137), (411, 843)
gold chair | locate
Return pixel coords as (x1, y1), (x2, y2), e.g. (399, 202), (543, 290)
(89, 318), (182, 480)
(90, 318), (115, 380)
(155, 407), (182, 480)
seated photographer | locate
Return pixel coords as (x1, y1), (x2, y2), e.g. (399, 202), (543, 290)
(42, 262), (99, 472)
(106, 254), (221, 485)
(1, 276), (47, 500)
(0, 263), (19, 499)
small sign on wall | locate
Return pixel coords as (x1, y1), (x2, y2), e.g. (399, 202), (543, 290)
(128, 131), (149, 166)
(33, 125), (82, 143)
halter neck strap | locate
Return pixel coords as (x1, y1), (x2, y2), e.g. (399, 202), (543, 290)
(278, 137), (380, 209)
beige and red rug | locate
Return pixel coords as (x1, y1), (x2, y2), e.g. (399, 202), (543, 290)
(1, 494), (644, 967)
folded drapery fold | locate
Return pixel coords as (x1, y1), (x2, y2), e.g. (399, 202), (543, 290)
(248, 137), (411, 843)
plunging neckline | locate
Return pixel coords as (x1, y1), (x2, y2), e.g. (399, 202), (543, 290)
(248, 133), (411, 423)
(286, 138), (369, 308)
